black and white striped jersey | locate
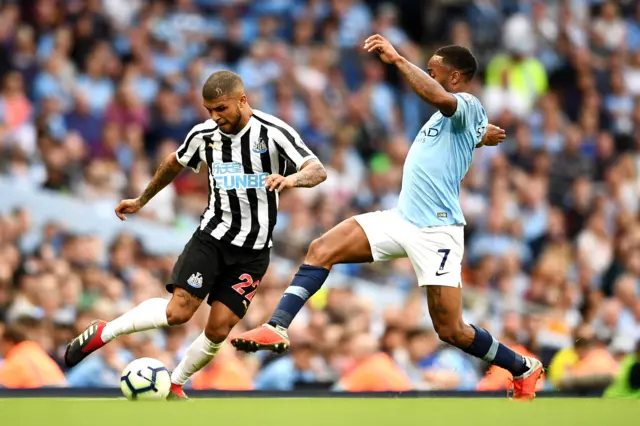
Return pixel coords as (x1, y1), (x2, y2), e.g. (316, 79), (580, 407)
(175, 109), (317, 250)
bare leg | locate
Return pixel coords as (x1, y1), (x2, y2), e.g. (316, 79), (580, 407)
(425, 285), (535, 386)
(231, 217), (377, 353)
(425, 285), (475, 348)
(305, 217), (374, 268)
(171, 301), (241, 386)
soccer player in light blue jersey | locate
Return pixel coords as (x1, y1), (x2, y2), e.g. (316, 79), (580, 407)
(233, 35), (544, 399)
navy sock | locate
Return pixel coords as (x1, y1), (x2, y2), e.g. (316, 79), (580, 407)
(268, 264), (330, 329)
(464, 325), (529, 376)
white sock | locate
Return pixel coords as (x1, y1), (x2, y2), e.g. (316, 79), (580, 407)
(101, 298), (169, 342)
(171, 332), (223, 386)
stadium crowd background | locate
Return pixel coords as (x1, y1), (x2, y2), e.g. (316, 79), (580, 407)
(0, 0), (640, 394)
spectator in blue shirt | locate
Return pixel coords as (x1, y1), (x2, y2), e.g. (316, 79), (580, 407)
(66, 342), (131, 387)
(468, 209), (532, 266)
(627, 3), (640, 52)
(75, 52), (115, 116)
(254, 340), (320, 390)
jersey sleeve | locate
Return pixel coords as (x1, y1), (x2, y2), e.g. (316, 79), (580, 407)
(449, 92), (486, 130)
(271, 125), (318, 171)
(175, 126), (207, 173)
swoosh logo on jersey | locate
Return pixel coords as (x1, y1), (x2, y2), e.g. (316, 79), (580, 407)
(435, 271), (450, 276)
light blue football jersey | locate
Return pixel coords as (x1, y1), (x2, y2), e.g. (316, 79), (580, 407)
(397, 92), (488, 227)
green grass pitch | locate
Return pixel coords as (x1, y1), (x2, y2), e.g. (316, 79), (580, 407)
(0, 397), (636, 426)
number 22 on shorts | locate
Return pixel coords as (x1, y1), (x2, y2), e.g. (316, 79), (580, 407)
(231, 274), (260, 301)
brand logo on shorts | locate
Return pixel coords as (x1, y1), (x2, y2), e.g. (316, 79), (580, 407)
(187, 272), (203, 288)
(437, 212), (448, 218)
(252, 135), (268, 154)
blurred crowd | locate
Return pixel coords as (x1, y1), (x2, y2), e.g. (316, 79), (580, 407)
(1, 0), (640, 395)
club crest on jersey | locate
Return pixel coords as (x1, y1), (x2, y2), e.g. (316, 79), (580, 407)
(187, 272), (203, 288)
(252, 136), (268, 154)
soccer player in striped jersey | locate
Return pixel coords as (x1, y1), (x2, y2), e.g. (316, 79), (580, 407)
(232, 36), (544, 400)
(63, 71), (327, 399)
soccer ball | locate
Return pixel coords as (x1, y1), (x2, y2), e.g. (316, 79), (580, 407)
(120, 357), (171, 400)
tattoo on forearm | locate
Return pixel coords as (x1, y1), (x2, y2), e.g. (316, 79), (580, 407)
(139, 155), (183, 206)
(293, 163), (327, 188)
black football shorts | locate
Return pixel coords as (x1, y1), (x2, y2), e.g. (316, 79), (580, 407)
(167, 230), (270, 318)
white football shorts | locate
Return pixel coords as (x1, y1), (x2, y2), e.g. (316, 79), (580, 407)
(354, 209), (464, 287)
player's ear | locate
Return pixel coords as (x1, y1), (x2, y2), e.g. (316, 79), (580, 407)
(239, 94), (247, 107)
(451, 70), (461, 86)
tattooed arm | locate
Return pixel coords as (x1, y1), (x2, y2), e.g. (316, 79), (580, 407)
(114, 152), (184, 221)
(291, 160), (327, 188)
(138, 153), (185, 205)
(364, 34), (457, 116)
(394, 57), (457, 116)
(265, 159), (327, 193)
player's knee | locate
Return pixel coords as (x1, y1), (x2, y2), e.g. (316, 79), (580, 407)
(306, 237), (337, 267)
(166, 288), (201, 325)
(166, 306), (193, 326)
(204, 322), (232, 344)
(166, 298), (197, 326)
(434, 321), (466, 347)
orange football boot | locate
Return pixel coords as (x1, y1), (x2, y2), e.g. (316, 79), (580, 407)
(510, 357), (544, 400)
(231, 324), (290, 354)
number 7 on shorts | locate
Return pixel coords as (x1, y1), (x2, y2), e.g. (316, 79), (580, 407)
(438, 249), (450, 271)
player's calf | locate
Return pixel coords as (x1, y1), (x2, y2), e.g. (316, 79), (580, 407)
(426, 286), (543, 398)
(204, 319), (234, 344)
(170, 301), (238, 388)
(269, 218), (372, 330)
(259, 236), (335, 331)
(432, 320), (473, 348)
(171, 332), (224, 388)
(230, 262), (322, 352)
(435, 320), (543, 398)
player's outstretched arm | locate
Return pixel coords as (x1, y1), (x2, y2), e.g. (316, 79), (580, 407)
(476, 124), (506, 148)
(265, 159), (327, 192)
(364, 34), (456, 116)
(138, 153), (185, 205)
(114, 152), (184, 221)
